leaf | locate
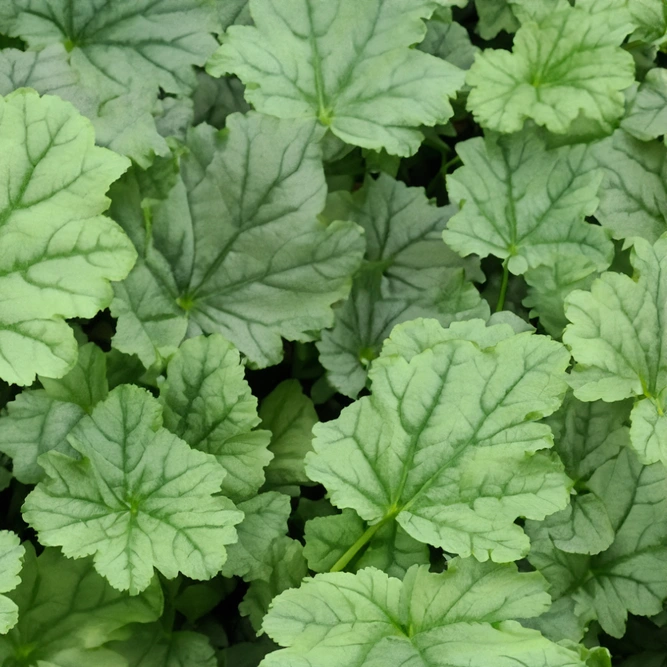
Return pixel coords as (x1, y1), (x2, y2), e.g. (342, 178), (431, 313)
(304, 509), (429, 578)
(239, 537), (308, 633)
(161, 334), (272, 502)
(564, 235), (667, 465)
(0, 342), (108, 484)
(466, 0), (635, 133)
(261, 559), (587, 667)
(473, 0), (519, 39)
(109, 624), (216, 667)
(523, 255), (600, 338)
(627, 0), (667, 44)
(192, 71), (250, 129)
(0, 89), (135, 386)
(307, 318), (572, 562)
(2, 0), (219, 96)
(207, 0), (466, 156)
(591, 129), (667, 243)
(527, 447), (667, 639)
(22, 384), (243, 594)
(259, 379), (318, 494)
(317, 174), (488, 398)
(110, 114), (364, 370)
(0, 44), (169, 167)
(0, 531), (24, 634)
(420, 18), (479, 71)
(222, 492), (291, 582)
(443, 128), (613, 275)
(0, 545), (162, 665)
(622, 69), (667, 141)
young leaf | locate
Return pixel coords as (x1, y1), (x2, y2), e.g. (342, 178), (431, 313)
(0, 89), (135, 386)
(239, 537), (308, 633)
(474, 0), (519, 39)
(0, 342), (107, 484)
(318, 174), (488, 398)
(111, 115), (364, 369)
(564, 235), (667, 466)
(443, 128), (613, 275)
(0, 531), (24, 634)
(307, 318), (572, 563)
(2, 0), (219, 95)
(261, 559), (587, 667)
(420, 18), (479, 71)
(259, 379), (318, 494)
(527, 447), (667, 639)
(22, 385), (243, 595)
(0, 545), (162, 665)
(221, 492), (291, 582)
(591, 129), (667, 243)
(627, 0), (667, 44)
(207, 0), (465, 156)
(161, 334), (272, 502)
(467, 0), (635, 133)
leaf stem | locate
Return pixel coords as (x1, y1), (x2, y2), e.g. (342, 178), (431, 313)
(496, 260), (510, 312)
(329, 514), (393, 573)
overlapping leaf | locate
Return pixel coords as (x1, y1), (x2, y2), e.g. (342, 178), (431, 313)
(443, 128), (613, 275)
(308, 318), (571, 562)
(0, 546), (162, 665)
(262, 559), (587, 667)
(161, 334), (272, 502)
(467, 0), (635, 133)
(0, 89), (135, 386)
(110, 114), (364, 370)
(564, 235), (667, 465)
(207, 0), (465, 156)
(318, 174), (488, 398)
(22, 385), (243, 594)
(527, 447), (667, 639)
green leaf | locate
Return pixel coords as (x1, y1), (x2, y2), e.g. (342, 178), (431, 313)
(0, 44), (170, 167)
(0, 545), (162, 665)
(443, 128), (613, 275)
(111, 114), (364, 370)
(222, 492), (291, 582)
(262, 559), (586, 667)
(591, 129), (667, 243)
(473, 0), (519, 39)
(0, 341), (108, 484)
(627, 0), (667, 44)
(304, 509), (429, 578)
(22, 384), (243, 595)
(420, 18), (479, 71)
(527, 447), (667, 639)
(466, 0), (635, 133)
(307, 318), (572, 562)
(0, 531), (24, 634)
(623, 69), (667, 141)
(2, 0), (219, 96)
(523, 255), (600, 338)
(239, 537), (308, 633)
(564, 235), (667, 465)
(259, 379), (318, 494)
(192, 71), (250, 130)
(109, 625), (216, 667)
(318, 174), (488, 398)
(161, 334), (272, 502)
(207, 0), (465, 156)
(0, 89), (135, 386)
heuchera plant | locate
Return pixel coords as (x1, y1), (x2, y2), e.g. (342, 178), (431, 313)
(1, 0), (667, 665)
